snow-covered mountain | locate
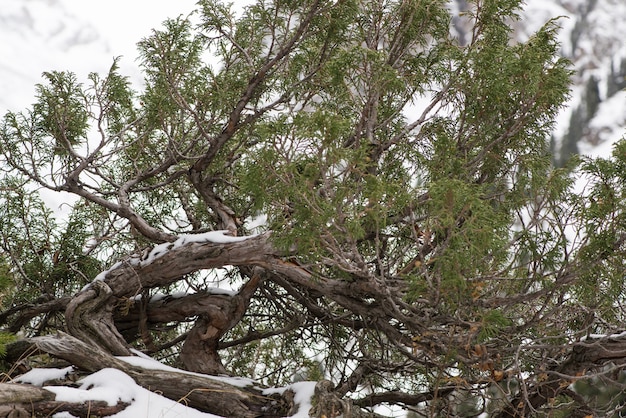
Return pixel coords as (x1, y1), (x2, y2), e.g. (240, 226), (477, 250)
(2, 0), (625, 159)
(521, 0), (626, 161)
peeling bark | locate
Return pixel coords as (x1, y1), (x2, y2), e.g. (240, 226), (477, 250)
(180, 316), (230, 374)
(179, 271), (264, 374)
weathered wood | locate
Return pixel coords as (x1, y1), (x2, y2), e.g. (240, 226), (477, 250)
(179, 276), (260, 374)
(64, 280), (131, 356)
(0, 383), (55, 403)
(103, 233), (276, 298)
(62, 234), (276, 364)
(0, 405), (29, 418)
(28, 401), (128, 418)
(29, 332), (296, 417)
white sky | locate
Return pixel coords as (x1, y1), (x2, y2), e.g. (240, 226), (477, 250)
(59, 0), (198, 59)
(56, 0), (198, 86)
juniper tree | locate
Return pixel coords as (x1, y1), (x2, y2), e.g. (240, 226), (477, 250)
(1, 0), (626, 416)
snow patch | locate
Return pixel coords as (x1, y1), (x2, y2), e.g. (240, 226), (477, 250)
(206, 287), (237, 296)
(46, 368), (221, 417)
(582, 330), (626, 341)
(86, 231), (257, 286)
(19, 361), (313, 417)
(587, 90), (626, 151)
(177, 230), (256, 245)
(16, 366), (73, 386)
(244, 213), (268, 232)
(46, 368), (136, 406)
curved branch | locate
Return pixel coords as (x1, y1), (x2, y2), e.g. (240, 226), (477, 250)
(0, 296), (70, 333)
(65, 280), (131, 356)
(353, 388), (456, 409)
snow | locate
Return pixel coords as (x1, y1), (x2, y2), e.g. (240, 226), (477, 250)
(206, 287), (237, 296)
(46, 368), (222, 418)
(586, 90), (626, 154)
(85, 230), (257, 287)
(16, 366), (73, 386)
(245, 213), (269, 232)
(582, 330), (626, 341)
(176, 231), (255, 245)
(4, 1), (626, 417)
(519, 0), (573, 44)
(89, 260), (123, 284)
(48, 368), (136, 406)
(17, 362), (317, 418)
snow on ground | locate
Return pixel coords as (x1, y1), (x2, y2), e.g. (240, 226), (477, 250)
(16, 366), (74, 386)
(49, 368), (222, 418)
(15, 359), (317, 418)
(580, 90), (626, 158)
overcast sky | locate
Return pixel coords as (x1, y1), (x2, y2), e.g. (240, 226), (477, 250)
(60, 0), (198, 61)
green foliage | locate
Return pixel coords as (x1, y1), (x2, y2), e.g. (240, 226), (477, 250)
(424, 179), (509, 300)
(0, 332), (15, 359)
(88, 58), (136, 135)
(0, 178), (58, 297)
(478, 309), (513, 341)
(0, 177), (103, 331)
(33, 71), (90, 156)
(0, 257), (15, 309)
(575, 139), (626, 314)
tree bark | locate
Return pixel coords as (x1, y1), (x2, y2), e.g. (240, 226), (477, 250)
(65, 279), (131, 356)
(0, 383), (55, 404)
(0, 384), (127, 418)
(3, 333), (397, 417)
(63, 234), (275, 367)
(180, 271), (264, 374)
(0, 401), (129, 418)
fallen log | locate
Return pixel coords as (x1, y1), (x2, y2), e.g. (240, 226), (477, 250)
(26, 332), (295, 417)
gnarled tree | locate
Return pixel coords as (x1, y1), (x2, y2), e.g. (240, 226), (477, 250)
(2, 0), (626, 416)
